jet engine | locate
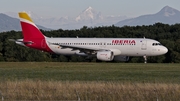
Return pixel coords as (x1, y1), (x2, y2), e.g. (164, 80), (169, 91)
(113, 55), (129, 61)
(97, 51), (114, 61)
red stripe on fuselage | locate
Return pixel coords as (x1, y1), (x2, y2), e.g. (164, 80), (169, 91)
(21, 21), (54, 53)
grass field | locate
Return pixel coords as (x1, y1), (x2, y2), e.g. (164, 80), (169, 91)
(0, 62), (180, 83)
(0, 62), (180, 100)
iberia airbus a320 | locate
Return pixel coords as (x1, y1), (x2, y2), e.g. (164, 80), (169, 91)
(10, 12), (168, 63)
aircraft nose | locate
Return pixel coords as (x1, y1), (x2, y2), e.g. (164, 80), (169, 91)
(162, 47), (168, 54)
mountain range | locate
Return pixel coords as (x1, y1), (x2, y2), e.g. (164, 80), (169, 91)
(115, 6), (180, 27)
(3, 7), (128, 30)
(1, 6), (180, 32)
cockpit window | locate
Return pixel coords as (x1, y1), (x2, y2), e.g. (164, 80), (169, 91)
(152, 43), (162, 46)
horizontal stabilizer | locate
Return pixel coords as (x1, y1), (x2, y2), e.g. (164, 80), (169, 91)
(8, 39), (16, 42)
(9, 39), (33, 44)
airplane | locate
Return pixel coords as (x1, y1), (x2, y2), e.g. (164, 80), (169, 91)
(10, 12), (168, 63)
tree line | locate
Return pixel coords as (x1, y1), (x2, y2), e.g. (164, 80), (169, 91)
(0, 23), (180, 63)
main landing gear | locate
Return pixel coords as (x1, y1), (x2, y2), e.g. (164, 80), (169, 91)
(143, 56), (147, 63)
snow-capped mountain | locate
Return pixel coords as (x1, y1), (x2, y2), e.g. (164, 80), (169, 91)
(115, 6), (180, 27)
(76, 6), (103, 22)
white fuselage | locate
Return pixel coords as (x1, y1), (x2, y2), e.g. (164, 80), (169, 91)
(44, 38), (168, 56)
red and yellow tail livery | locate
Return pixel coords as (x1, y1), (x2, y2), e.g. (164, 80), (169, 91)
(18, 12), (52, 53)
(19, 12), (45, 40)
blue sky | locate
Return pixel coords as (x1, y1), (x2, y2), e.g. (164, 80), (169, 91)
(1, 0), (180, 17)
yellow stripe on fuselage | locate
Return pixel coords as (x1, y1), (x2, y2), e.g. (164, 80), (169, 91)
(19, 12), (33, 23)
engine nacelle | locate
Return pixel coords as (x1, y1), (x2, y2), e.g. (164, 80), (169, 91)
(97, 51), (114, 61)
(113, 55), (129, 61)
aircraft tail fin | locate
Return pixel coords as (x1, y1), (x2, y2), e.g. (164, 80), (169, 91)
(19, 12), (45, 40)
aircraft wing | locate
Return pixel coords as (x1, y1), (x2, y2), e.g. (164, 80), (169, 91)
(51, 43), (105, 54)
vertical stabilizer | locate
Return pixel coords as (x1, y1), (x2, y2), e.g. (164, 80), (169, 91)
(19, 12), (45, 40)
(18, 12), (53, 53)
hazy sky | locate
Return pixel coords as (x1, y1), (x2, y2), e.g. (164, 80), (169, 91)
(1, 0), (180, 17)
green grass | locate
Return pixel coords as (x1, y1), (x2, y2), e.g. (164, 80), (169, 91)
(0, 62), (180, 83)
(0, 62), (180, 100)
